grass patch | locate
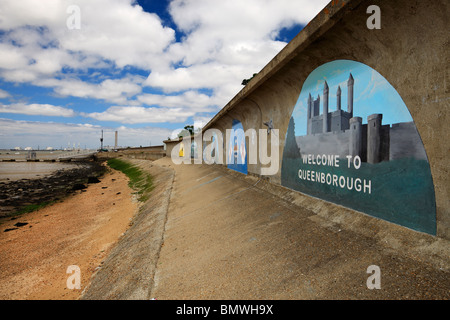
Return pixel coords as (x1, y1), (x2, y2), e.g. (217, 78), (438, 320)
(107, 158), (154, 202)
(15, 201), (57, 215)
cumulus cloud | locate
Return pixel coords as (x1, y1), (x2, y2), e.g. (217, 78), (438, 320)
(145, 0), (329, 105)
(60, 2), (175, 70)
(0, 103), (75, 117)
(0, 89), (10, 99)
(0, 0), (174, 102)
(84, 105), (194, 124)
(39, 76), (144, 105)
(137, 90), (219, 111)
(0, 0), (175, 69)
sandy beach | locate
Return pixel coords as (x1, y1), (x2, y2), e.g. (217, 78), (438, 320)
(0, 166), (139, 300)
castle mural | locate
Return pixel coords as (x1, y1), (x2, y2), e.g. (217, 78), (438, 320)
(281, 60), (436, 234)
(227, 120), (247, 174)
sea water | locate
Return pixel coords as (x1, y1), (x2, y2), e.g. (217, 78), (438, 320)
(0, 162), (82, 182)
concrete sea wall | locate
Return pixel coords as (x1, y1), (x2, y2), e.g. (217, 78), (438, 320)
(165, 0), (449, 239)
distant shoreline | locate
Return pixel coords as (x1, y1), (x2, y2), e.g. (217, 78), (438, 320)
(0, 149), (95, 160)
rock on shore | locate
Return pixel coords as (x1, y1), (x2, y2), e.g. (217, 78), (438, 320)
(0, 161), (106, 218)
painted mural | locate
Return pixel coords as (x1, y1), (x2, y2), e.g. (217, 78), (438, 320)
(227, 120), (247, 174)
(281, 60), (436, 234)
(191, 140), (198, 159)
(179, 142), (184, 157)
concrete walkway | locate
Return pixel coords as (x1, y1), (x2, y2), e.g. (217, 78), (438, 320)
(150, 158), (449, 300)
(84, 157), (449, 300)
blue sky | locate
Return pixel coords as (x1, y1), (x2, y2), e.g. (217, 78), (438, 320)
(292, 60), (414, 136)
(0, 0), (329, 149)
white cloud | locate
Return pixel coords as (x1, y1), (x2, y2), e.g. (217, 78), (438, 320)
(0, 43), (29, 70)
(0, 89), (10, 99)
(0, 0), (175, 69)
(145, 62), (246, 93)
(0, 103), (75, 117)
(59, 1), (175, 70)
(0, 0), (175, 92)
(166, 0), (322, 68)
(145, 0), (329, 106)
(137, 90), (218, 111)
(83, 90), (220, 125)
(38, 76), (144, 105)
(84, 105), (194, 124)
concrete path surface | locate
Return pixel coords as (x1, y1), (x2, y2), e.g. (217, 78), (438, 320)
(150, 158), (448, 300)
(83, 157), (449, 300)
(82, 159), (174, 300)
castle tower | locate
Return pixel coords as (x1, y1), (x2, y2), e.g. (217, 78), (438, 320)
(349, 117), (362, 158)
(347, 73), (354, 117)
(323, 81), (329, 133)
(315, 94), (320, 116)
(367, 113), (382, 164)
(336, 85), (341, 111)
(307, 93), (312, 134)
(307, 93), (312, 119)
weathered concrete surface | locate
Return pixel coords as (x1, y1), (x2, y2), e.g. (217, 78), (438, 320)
(150, 158), (449, 299)
(81, 158), (448, 299)
(180, 0), (449, 239)
(81, 159), (173, 300)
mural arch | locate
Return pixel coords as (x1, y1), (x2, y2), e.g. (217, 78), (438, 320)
(281, 60), (436, 234)
(227, 119), (248, 175)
